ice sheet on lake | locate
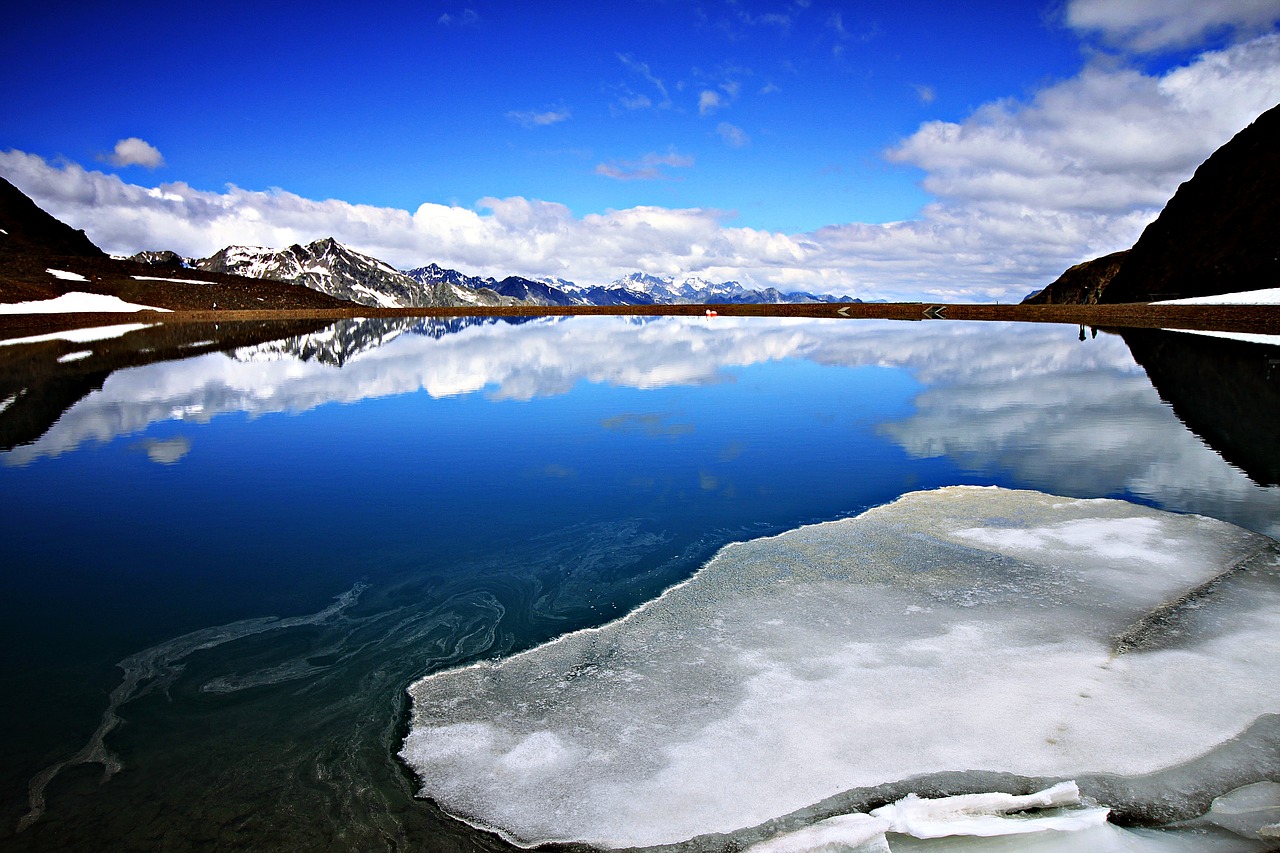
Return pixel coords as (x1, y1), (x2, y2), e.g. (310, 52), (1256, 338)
(400, 486), (1280, 849)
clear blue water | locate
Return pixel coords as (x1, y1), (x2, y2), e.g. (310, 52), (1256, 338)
(0, 316), (1276, 850)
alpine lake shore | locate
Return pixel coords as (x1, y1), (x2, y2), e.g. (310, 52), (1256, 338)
(4, 300), (1279, 342)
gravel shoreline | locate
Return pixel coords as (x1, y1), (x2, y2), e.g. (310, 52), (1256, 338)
(1, 302), (1277, 341)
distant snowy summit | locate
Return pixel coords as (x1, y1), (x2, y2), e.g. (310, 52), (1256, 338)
(130, 236), (859, 309)
(607, 271), (857, 305)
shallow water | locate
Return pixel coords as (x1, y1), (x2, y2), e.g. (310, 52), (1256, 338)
(0, 316), (1277, 851)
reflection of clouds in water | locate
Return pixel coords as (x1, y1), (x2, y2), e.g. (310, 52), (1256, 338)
(4, 317), (853, 464)
(879, 344), (1280, 538)
(600, 412), (695, 437)
(10, 318), (1101, 466)
(136, 436), (191, 465)
(5, 316), (1279, 537)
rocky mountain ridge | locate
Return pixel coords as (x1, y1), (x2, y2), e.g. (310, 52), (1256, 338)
(194, 239), (520, 309)
(186, 245), (861, 308)
(1027, 102), (1279, 305)
(0, 177), (349, 310)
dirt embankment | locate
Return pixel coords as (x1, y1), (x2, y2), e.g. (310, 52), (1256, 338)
(2, 301), (1276, 343)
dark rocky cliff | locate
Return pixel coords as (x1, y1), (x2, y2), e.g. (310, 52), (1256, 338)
(1102, 102), (1280, 303)
(0, 177), (104, 258)
(1027, 103), (1279, 304)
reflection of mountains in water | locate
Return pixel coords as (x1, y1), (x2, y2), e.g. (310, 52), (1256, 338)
(232, 316), (536, 368)
(0, 316), (538, 454)
(0, 319), (332, 453)
(1119, 328), (1280, 487)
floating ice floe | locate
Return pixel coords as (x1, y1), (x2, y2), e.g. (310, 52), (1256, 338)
(747, 782), (1110, 852)
(400, 486), (1280, 849)
(1194, 781), (1280, 841)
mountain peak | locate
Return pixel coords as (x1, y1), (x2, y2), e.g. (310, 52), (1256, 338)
(0, 177), (105, 258)
(194, 240), (519, 309)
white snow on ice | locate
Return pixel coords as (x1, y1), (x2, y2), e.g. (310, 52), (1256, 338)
(45, 268), (88, 282)
(56, 350), (93, 363)
(0, 292), (170, 314)
(1153, 288), (1280, 305)
(401, 486), (1280, 849)
(748, 783), (1115, 853)
(869, 782), (1110, 839)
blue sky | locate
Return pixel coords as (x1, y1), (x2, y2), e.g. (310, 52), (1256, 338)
(2, 1), (1279, 301)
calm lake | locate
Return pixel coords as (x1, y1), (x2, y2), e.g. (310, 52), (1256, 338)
(1, 315), (1277, 851)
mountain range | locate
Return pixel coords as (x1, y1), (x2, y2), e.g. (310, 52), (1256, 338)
(142, 242), (860, 309)
(193, 240), (520, 309)
(0, 177), (857, 311)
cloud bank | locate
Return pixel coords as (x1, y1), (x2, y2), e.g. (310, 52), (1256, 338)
(1067, 0), (1280, 52)
(3, 36), (1278, 302)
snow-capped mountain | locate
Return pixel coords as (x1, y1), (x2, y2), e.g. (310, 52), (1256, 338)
(405, 265), (590, 307)
(185, 238), (854, 309)
(607, 272), (856, 305)
(534, 275), (582, 293)
(194, 239), (520, 309)
(402, 262), (492, 293)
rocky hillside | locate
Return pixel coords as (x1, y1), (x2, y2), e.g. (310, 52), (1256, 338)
(194, 239), (520, 309)
(1023, 251), (1128, 305)
(0, 177), (103, 258)
(1027, 103), (1279, 304)
(0, 178), (349, 310)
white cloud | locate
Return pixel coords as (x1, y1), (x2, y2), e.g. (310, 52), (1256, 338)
(616, 53), (671, 109)
(887, 35), (1280, 216)
(438, 8), (479, 27)
(104, 137), (165, 169)
(2, 36), (1277, 304)
(506, 107), (571, 128)
(716, 122), (750, 147)
(594, 151), (694, 181)
(698, 90), (723, 116)
(913, 84), (936, 104)
(617, 93), (652, 110)
(1067, 0), (1280, 52)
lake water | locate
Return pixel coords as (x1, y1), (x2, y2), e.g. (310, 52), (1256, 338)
(1, 316), (1277, 851)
